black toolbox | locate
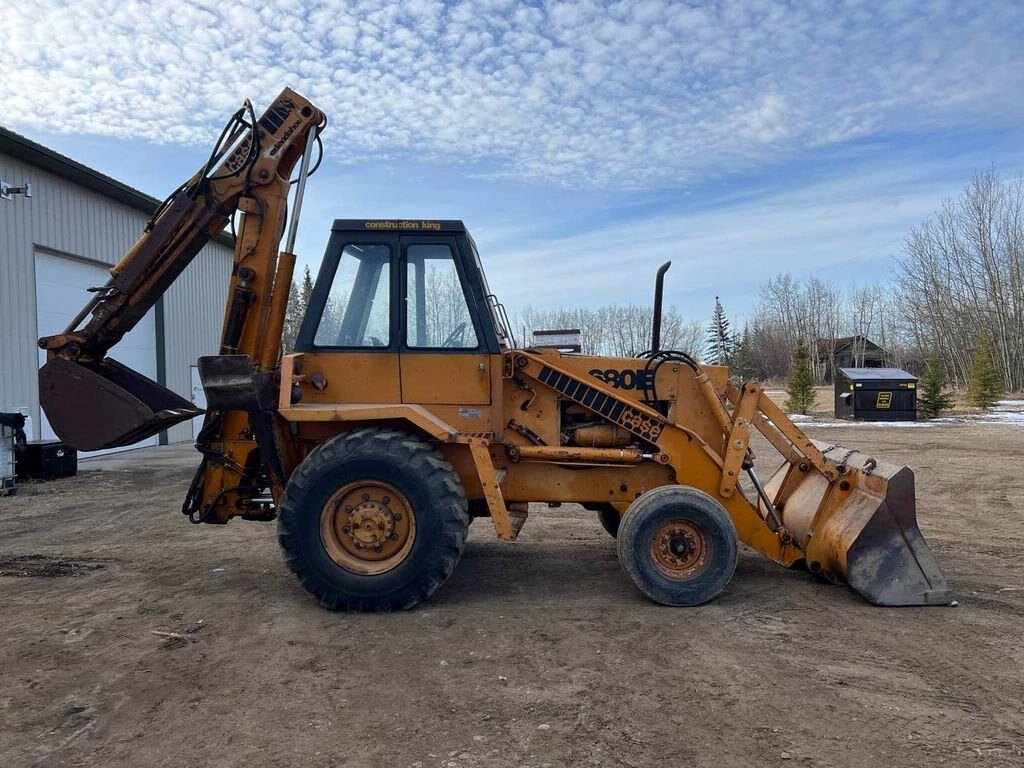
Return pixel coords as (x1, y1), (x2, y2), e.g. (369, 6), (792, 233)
(18, 440), (78, 480)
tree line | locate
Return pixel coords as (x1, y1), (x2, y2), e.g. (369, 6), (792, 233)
(896, 171), (1023, 392)
(514, 277), (903, 384)
(730, 276), (903, 383)
(514, 304), (704, 358)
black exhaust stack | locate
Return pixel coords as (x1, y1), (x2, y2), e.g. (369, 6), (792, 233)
(650, 261), (671, 354)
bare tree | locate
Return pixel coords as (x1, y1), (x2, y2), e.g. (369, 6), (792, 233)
(896, 170), (1024, 390)
(847, 284), (881, 367)
(743, 275), (898, 383)
(516, 304), (701, 358)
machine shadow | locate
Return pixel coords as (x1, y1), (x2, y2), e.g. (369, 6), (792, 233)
(430, 537), (828, 610)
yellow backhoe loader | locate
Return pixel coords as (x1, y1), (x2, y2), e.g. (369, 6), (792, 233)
(39, 89), (950, 610)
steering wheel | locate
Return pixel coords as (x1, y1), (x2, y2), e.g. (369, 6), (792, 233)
(440, 322), (467, 348)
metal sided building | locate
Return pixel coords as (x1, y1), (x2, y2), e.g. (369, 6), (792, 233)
(835, 368), (918, 422)
(0, 126), (233, 455)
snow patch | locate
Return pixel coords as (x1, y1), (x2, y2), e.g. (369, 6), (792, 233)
(802, 420), (942, 429)
(797, 400), (1024, 428)
(976, 400), (1024, 424)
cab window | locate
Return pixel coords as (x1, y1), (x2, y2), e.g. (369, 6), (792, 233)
(314, 244), (391, 347)
(405, 243), (479, 349)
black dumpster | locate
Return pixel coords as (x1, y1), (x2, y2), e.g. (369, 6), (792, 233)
(835, 368), (917, 421)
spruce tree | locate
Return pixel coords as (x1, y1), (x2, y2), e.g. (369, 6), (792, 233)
(967, 337), (1004, 409)
(784, 339), (816, 414)
(281, 266), (316, 353)
(705, 296), (733, 365)
(300, 265), (315, 310)
(917, 358), (953, 419)
(729, 324), (755, 383)
(281, 278), (302, 352)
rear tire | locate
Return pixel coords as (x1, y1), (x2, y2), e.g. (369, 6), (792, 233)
(277, 428), (469, 611)
(617, 486), (737, 606)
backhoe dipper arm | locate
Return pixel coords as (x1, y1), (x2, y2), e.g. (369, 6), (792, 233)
(37, 89), (326, 453)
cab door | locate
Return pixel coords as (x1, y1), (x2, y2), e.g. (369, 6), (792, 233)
(295, 234), (402, 404)
(399, 236), (491, 406)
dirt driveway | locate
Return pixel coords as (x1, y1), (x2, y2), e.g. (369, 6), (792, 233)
(1, 422), (1022, 767)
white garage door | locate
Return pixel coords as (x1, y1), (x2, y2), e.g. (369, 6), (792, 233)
(35, 251), (159, 456)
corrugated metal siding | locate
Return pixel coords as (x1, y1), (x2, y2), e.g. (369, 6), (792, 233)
(0, 151), (233, 443)
(162, 247), (233, 443)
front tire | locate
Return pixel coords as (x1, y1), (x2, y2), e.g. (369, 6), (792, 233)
(617, 486), (738, 606)
(277, 428), (469, 611)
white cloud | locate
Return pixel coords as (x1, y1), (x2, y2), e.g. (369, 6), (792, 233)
(1, 1), (1022, 186)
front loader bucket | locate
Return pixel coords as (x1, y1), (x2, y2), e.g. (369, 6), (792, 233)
(39, 357), (201, 451)
(763, 446), (952, 606)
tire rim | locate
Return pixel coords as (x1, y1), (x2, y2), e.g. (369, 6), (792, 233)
(320, 481), (416, 575)
(650, 518), (711, 580)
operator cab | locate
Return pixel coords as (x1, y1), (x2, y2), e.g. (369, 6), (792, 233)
(295, 219), (512, 406)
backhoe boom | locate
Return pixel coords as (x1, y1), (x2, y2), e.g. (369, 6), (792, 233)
(38, 88), (325, 522)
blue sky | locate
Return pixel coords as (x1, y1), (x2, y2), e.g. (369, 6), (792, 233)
(3, 0), (1024, 324)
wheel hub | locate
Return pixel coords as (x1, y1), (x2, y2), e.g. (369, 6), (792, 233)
(669, 536), (689, 557)
(651, 519), (710, 580)
(348, 501), (397, 550)
(320, 482), (415, 575)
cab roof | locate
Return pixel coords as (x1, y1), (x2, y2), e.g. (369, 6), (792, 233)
(331, 218), (467, 233)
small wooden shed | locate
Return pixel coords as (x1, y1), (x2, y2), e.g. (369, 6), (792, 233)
(835, 368), (917, 421)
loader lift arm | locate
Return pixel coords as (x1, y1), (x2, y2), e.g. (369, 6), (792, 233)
(38, 88), (326, 520)
(507, 351), (951, 606)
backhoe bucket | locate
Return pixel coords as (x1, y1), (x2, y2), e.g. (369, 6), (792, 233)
(763, 445), (952, 606)
(39, 357), (201, 451)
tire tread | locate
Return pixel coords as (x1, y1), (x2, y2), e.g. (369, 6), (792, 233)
(616, 485), (738, 606)
(277, 428), (468, 611)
